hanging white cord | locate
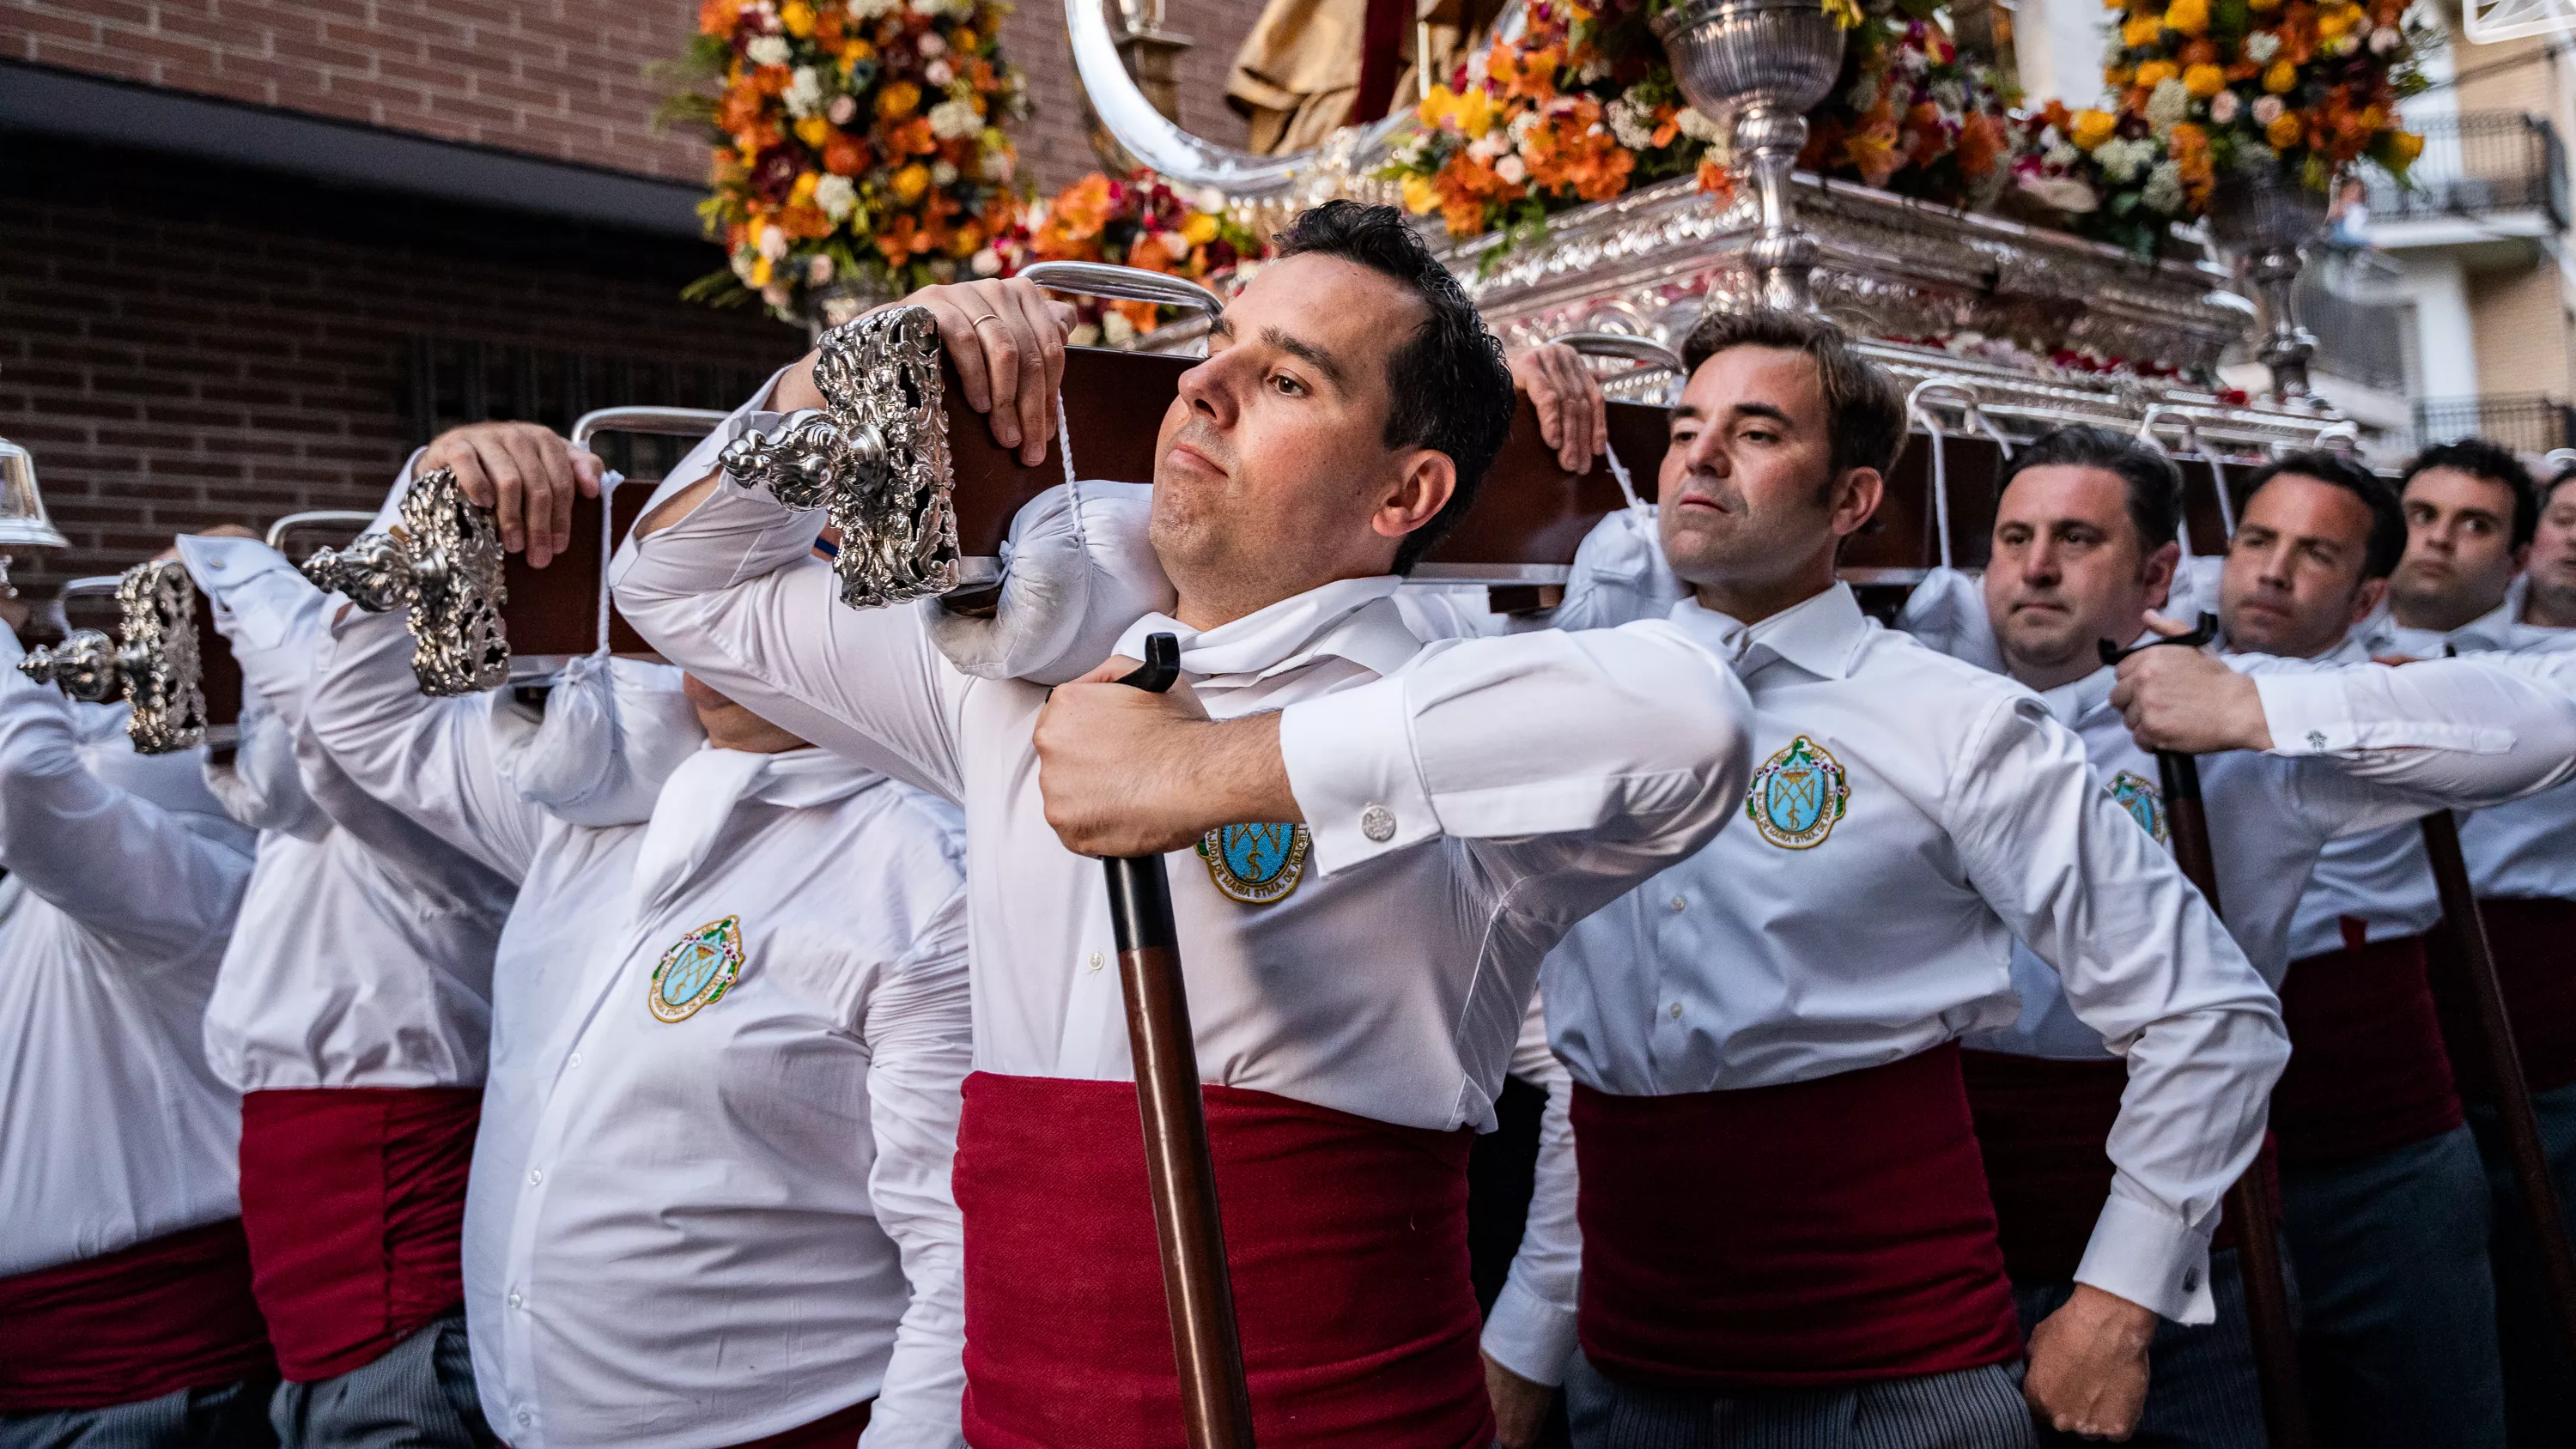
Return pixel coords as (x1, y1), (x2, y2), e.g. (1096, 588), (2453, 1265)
(2202, 446), (2237, 539)
(1601, 437), (1648, 519)
(1910, 408), (1955, 572)
(592, 470), (624, 656)
(1053, 388), (1085, 552)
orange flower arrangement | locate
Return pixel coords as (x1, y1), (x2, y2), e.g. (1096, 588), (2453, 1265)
(985, 172), (1272, 345)
(669, 0), (1030, 322)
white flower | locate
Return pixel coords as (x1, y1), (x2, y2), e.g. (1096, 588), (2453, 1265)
(1467, 50), (1489, 84)
(827, 94), (857, 125)
(2208, 89), (2240, 124)
(745, 34), (792, 67)
(1068, 322), (1102, 347)
(731, 249), (759, 283)
(807, 253), (835, 285)
(1467, 130), (1509, 161)
(2020, 173), (2099, 213)
(982, 149), (1016, 181)
(1509, 108), (1541, 141)
(928, 98), (982, 139)
(918, 31), (945, 56)
(1495, 154), (1528, 184)
(925, 58), (953, 86)
(1929, 78), (1965, 112)
(2044, 141), (2081, 169)
(762, 282), (793, 311)
(814, 173), (858, 220)
(2251, 94), (2286, 125)
(970, 246), (1003, 276)
(2370, 25), (2402, 52)
(2245, 31), (2280, 62)
(930, 160), (958, 185)
(1156, 229), (1189, 255)
(1606, 98), (1656, 150)
(1676, 106), (1724, 142)
(783, 65), (824, 117)
(848, 0), (896, 15)
(2145, 78), (2191, 134)
(1576, 55), (1611, 83)
(2142, 159), (2186, 214)
(756, 222), (790, 260)
(1102, 310), (1137, 344)
(2098, 136), (2155, 182)
(1848, 75), (1880, 114)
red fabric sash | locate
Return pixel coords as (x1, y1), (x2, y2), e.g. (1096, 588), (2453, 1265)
(237, 1086), (481, 1383)
(2427, 897), (2576, 1097)
(2273, 931), (2463, 1166)
(1571, 1042), (2024, 1390)
(0, 1219), (276, 1412)
(728, 1397), (872, 1449)
(1961, 1049), (2263, 1285)
(951, 1071), (1492, 1449)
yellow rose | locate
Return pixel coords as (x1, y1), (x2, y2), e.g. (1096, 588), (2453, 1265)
(2136, 59), (2180, 87)
(891, 162), (931, 203)
(2071, 108), (2119, 149)
(1401, 174), (1440, 215)
(2163, 0), (2208, 34)
(790, 170), (819, 203)
(953, 27), (976, 49)
(750, 254), (774, 288)
(2266, 112), (2305, 149)
(794, 114), (832, 148)
(2263, 59), (2298, 93)
(780, 0), (815, 36)
(2122, 13), (2162, 45)
(2184, 62), (2227, 97)
(2316, 2), (2360, 38)
(1180, 211), (1220, 245)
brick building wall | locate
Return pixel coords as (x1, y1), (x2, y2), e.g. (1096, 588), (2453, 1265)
(0, 137), (803, 591)
(0, 0), (1278, 197)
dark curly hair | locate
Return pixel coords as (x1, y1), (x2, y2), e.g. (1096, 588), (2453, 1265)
(1273, 201), (1516, 573)
(2403, 438), (2539, 549)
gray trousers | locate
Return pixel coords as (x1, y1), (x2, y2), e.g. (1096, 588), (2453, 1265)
(268, 1314), (493, 1449)
(0, 1380), (276, 1449)
(2467, 1080), (2576, 1449)
(1564, 1352), (2033, 1449)
(2279, 1123), (2507, 1449)
(2010, 1249), (2266, 1449)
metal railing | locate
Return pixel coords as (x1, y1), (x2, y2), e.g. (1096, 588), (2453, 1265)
(2413, 393), (2576, 455)
(400, 339), (781, 478)
(2296, 270), (2413, 393)
(2367, 112), (2568, 229)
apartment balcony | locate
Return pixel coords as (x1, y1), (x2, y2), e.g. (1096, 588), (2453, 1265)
(2365, 112), (2569, 260)
(2412, 393), (2576, 455)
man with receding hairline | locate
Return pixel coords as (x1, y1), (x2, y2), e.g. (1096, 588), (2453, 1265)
(611, 201), (1754, 1449)
(1506, 313), (2283, 1449)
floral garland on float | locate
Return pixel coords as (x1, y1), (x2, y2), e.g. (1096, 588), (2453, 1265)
(666, 0), (1030, 324)
(984, 171), (1272, 345)
(1795, 0), (2021, 209)
(2013, 0), (2427, 256)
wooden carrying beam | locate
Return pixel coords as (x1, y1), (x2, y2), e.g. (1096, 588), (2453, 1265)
(499, 483), (659, 664)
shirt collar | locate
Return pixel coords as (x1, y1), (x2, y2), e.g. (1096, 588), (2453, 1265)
(2039, 666), (2118, 728)
(1667, 581), (1870, 680)
(1112, 575), (1417, 689)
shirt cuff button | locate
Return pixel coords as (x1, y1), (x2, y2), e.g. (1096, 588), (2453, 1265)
(1360, 803), (1396, 843)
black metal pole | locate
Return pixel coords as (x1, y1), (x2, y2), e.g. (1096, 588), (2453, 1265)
(2418, 809), (2576, 1367)
(2106, 622), (2312, 1449)
(1109, 633), (1256, 1449)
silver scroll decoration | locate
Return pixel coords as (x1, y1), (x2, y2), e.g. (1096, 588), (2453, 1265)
(301, 465), (510, 695)
(15, 559), (209, 754)
(718, 304), (959, 609)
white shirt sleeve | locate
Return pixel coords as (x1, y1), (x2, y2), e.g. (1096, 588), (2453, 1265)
(1947, 693), (2288, 1325)
(857, 889), (974, 1449)
(2255, 654), (2576, 780)
(611, 483), (970, 803)
(306, 607), (549, 885)
(0, 624), (251, 958)
(1276, 621), (1754, 926)
(1479, 991), (1582, 1389)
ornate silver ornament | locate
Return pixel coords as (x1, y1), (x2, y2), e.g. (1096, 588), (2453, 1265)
(720, 304), (960, 609)
(301, 465), (510, 695)
(2205, 171), (2330, 407)
(16, 560), (209, 754)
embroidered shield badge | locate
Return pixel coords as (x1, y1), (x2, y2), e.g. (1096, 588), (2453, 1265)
(1196, 822), (1312, 905)
(1747, 735), (1850, 850)
(2108, 770), (2171, 846)
(648, 915), (746, 1023)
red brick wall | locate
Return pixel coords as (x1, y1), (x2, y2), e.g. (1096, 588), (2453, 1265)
(1, 0), (1273, 195)
(0, 138), (803, 591)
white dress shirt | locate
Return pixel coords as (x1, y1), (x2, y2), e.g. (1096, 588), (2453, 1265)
(1537, 577), (2283, 1326)
(1474, 993), (1582, 1388)
(1958, 658), (2576, 1058)
(0, 622), (255, 1277)
(610, 480), (1754, 1137)
(185, 535), (513, 1093)
(309, 608), (973, 1449)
